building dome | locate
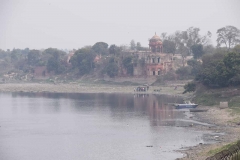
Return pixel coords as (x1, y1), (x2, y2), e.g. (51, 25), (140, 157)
(151, 34), (161, 41)
(149, 33), (163, 53)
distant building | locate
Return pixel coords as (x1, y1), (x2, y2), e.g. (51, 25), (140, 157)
(132, 33), (173, 76)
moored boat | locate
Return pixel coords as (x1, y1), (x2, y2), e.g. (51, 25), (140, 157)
(175, 101), (198, 109)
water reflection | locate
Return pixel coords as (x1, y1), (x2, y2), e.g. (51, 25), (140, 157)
(10, 92), (183, 127)
(0, 92), (206, 160)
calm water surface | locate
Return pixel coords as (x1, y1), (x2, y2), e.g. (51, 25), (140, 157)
(0, 92), (206, 160)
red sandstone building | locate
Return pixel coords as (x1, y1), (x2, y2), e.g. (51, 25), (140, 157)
(133, 33), (173, 76)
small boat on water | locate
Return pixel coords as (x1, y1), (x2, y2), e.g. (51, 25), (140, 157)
(175, 101), (198, 109)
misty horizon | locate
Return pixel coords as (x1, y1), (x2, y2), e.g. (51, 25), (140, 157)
(1, 0), (240, 50)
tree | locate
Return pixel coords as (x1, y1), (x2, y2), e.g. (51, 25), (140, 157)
(216, 25), (240, 50)
(203, 45), (215, 55)
(160, 32), (167, 40)
(92, 42), (108, 55)
(175, 66), (192, 79)
(196, 52), (240, 87)
(44, 48), (67, 74)
(171, 27), (211, 56)
(163, 39), (176, 54)
(109, 44), (121, 55)
(70, 47), (96, 75)
(222, 52), (240, 86)
(233, 44), (240, 53)
(166, 28), (210, 66)
(11, 48), (23, 63)
(183, 82), (196, 94)
(187, 59), (201, 76)
(191, 44), (204, 59)
(122, 56), (133, 75)
(130, 40), (136, 50)
(22, 48), (30, 55)
(47, 57), (59, 73)
(136, 42), (141, 51)
(183, 27), (211, 48)
(104, 58), (118, 78)
(177, 44), (189, 67)
(28, 50), (41, 66)
(106, 63), (118, 77)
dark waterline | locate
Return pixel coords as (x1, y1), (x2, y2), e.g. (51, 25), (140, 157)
(0, 92), (206, 160)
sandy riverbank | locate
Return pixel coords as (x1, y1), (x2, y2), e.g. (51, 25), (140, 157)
(0, 82), (186, 95)
(179, 106), (240, 160)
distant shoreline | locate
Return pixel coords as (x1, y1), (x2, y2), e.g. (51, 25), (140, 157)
(0, 82), (186, 96)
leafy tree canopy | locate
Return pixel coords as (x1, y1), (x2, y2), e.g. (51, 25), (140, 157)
(92, 42), (109, 55)
(136, 42), (141, 51)
(217, 25), (240, 50)
(183, 82), (196, 94)
(109, 44), (122, 55)
(70, 47), (96, 75)
(163, 39), (176, 54)
(103, 57), (118, 78)
(233, 45), (240, 53)
(122, 56), (133, 75)
(130, 40), (136, 50)
(45, 48), (67, 74)
(44, 48), (66, 59)
(187, 59), (202, 76)
(196, 52), (240, 87)
(191, 44), (204, 59)
(27, 50), (41, 66)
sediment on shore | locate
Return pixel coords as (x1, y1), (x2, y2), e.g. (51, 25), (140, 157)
(180, 106), (240, 160)
(0, 83), (186, 96)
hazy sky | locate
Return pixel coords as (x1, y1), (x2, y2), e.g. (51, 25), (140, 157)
(0, 0), (240, 50)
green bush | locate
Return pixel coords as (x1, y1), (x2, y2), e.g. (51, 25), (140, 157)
(183, 82), (196, 94)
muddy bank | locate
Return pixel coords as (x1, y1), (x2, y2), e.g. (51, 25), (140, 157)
(179, 106), (240, 160)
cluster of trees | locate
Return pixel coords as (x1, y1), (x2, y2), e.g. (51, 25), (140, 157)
(196, 47), (240, 87)
(0, 47), (68, 75)
(0, 25), (239, 81)
(70, 46), (96, 75)
(70, 40), (147, 77)
(0, 41), (137, 78)
(70, 42), (134, 77)
(160, 27), (212, 66)
(130, 40), (148, 51)
(102, 57), (118, 78)
(161, 26), (240, 66)
(183, 45), (240, 93)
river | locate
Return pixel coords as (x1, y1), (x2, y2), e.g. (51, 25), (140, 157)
(0, 92), (208, 160)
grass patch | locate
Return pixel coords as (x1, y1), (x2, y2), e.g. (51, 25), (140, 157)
(230, 107), (240, 115)
(229, 97), (240, 117)
(194, 93), (226, 106)
(229, 96), (240, 108)
(207, 141), (237, 156)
